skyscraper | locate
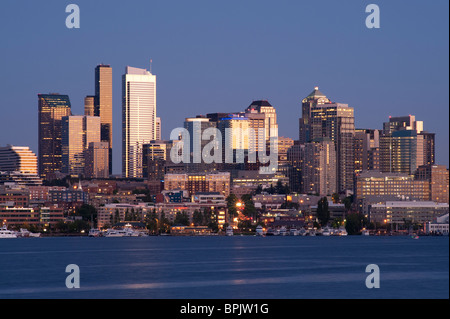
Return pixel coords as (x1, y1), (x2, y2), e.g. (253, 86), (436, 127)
(380, 130), (417, 174)
(299, 87), (330, 144)
(379, 115), (434, 175)
(245, 100), (278, 143)
(61, 115), (101, 176)
(38, 93), (72, 180)
(354, 129), (380, 174)
(301, 139), (337, 196)
(122, 66), (157, 178)
(85, 142), (109, 179)
(94, 64), (113, 175)
(310, 103), (355, 193)
(84, 95), (95, 116)
(156, 117), (161, 140)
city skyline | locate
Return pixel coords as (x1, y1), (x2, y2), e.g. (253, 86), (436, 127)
(0, 0), (448, 175)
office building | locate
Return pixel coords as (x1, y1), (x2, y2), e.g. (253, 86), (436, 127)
(310, 103), (355, 193)
(0, 145), (38, 175)
(84, 95), (95, 116)
(156, 117), (161, 140)
(85, 142), (109, 178)
(299, 86), (330, 144)
(245, 100), (278, 143)
(369, 201), (449, 225)
(61, 115), (101, 176)
(415, 164), (449, 204)
(301, 139), (337, 196)
(38, 93), (72, 179)
(380, 129), (417, 174)
(354, 129), (380, 173)
(94, 64), (113, 175)
(164, 172), (231, 197)
(122, 66), (157, 178)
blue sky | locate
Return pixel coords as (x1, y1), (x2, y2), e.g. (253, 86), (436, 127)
(0, 0), (448, 174)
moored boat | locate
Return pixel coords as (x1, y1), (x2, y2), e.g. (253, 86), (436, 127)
(0, 225), (18, 238)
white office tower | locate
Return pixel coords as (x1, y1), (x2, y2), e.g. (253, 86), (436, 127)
(122, 66), (157, 178)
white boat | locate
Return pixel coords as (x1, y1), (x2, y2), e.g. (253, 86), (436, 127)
(17, 228), (41, 238)
(299, 228), (307, 236)
(338, 226), (348, 236)
(0, 225), (18, 238)
(308, 229), (316, 236)
(362, 229), (370, 236)
(256, 225), (265, 236)
(88, 228), (102, 237)
(104, 229), (130, 237)
(226, 226), (234, 236)
(266, 228), (279, 236)
(279, 226), (287, 236)
(322, 227), (331, 236)
(289, 228), (299, 236)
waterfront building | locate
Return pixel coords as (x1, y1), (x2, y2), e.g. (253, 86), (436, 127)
(38, 93), (72, 179)
(0, 206), (64, 228)
(424, 213), (449, 235)
(369, 201), (449, 225)
(122, 66), (157, 178)
(356, 171), (429, 201)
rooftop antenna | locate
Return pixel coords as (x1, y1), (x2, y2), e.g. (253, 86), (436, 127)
(149, 59), (153, 73)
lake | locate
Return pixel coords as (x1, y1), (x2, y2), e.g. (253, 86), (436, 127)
(0, 236), (448, 299)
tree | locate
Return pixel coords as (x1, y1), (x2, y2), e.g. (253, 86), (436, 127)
(345, 212), (364, 235)
(342, 195), (353, 212)
(174, 212), (190, 226)
(226, 194), (238, 219)
(332, 193), (340, 204)
(192, 210), (203, 226)
(241, 194), (256, 219)
(75, 204), (97, 222)
(316, 197), (330, 227)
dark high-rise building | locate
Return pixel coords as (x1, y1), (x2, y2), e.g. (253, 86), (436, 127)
(310, 103), (355, 193)
(299, 87), (330, 144)
(379, 115), (434, 175)
(380, 129), (417, 175)
(95, 64), (113, 175)
(354, 129), (380, 174)
(38, 93), (72, 180)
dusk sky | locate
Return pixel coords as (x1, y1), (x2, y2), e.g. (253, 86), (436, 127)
(0, 0), (448, 174)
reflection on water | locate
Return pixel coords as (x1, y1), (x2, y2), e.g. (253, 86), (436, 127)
(0, 236), (448, 299)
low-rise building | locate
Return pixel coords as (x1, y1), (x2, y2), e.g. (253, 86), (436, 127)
(369, 201), (449, 225)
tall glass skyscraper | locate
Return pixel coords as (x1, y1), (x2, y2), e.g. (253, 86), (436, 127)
(38, 93), (72, 180)
(122, 66), (157, 178)
(95, 64), (113, 175)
